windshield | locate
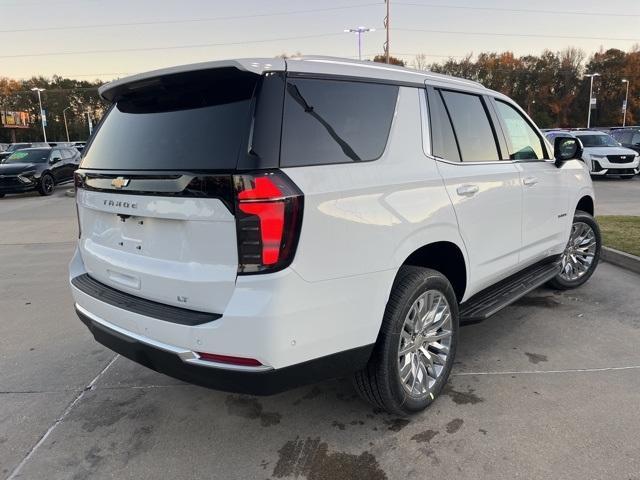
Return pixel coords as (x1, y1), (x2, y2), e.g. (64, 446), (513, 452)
(576, 134), (620, 147)
(4, 149), (49, 164)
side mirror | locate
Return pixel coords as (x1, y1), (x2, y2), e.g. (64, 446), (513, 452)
(50, 156), (61, 164)
(553, 136), (582, 167)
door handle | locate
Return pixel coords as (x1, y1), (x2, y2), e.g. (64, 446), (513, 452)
(456, 184), (479, 196)
(523, 176), (539, 186)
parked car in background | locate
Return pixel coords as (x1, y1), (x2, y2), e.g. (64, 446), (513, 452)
(608, 127), (640, 156)
(572, 130), (639, 178)
(69, 57), (599, 415)
(0, 143), (9, 152)
(0, 146), (80, 197)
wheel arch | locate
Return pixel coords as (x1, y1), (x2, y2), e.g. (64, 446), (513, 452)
(575, 195), (594, 216)
(398, 241), (467, 302)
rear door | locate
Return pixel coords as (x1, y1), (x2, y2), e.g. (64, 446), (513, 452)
(75, 67), (262, 314)
(491, 98), (569, 265)
(428, 87), (522, 294)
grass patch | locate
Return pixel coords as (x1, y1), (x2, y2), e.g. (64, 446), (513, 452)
(597, 215), (640, 257)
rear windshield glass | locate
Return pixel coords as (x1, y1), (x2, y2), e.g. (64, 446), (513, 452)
(81, 68), (258, 170)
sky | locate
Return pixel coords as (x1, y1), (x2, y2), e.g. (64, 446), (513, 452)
(1, 0), (639, 81)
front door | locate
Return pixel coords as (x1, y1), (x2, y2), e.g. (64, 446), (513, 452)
(491, 99), (569, 265)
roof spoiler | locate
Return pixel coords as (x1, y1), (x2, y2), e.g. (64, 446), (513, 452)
(99, 58), (285, 102)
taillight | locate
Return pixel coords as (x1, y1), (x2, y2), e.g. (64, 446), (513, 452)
(234, 170), (303, 274)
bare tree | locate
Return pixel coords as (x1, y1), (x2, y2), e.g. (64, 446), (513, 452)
(412, 53), (429, 71)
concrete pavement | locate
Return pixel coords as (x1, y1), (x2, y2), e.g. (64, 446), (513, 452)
(1, 188), (640, 480)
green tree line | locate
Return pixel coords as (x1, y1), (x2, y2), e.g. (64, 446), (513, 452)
(414, 46), (640, 128)
(0, 76), (106, 143)
(2, 46), (639, 143)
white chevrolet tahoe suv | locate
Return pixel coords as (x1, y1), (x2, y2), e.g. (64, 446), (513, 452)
(69, 57), (600, 415)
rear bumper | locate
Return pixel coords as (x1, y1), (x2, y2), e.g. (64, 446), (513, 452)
(76, 304), (373, 395)
(69, 246), (390, 393)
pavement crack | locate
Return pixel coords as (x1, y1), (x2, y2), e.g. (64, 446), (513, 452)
(6, 354), (119, 480)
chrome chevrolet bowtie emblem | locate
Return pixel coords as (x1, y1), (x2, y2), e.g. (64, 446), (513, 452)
(111, 177), (130, 189)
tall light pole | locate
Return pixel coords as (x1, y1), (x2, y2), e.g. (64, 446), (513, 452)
(63, 106), (71, 142)
(344, 26), (375, 60)
(584, 73), (600, 128)
(622, 79), (630, 127)
(384, 0), (390, 63)
(31, 87), (47, 142)
(86, 110), (93, 136)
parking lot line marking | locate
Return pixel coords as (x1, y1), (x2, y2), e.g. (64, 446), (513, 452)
(453, 365), (640, 376)
(6, 354), (119, 480)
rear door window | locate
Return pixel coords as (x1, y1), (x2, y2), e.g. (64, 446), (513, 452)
(80, 68), (259, 170)
(280, 78), (399, 167)
(427, 88), (461, 161)
(440, 90), (500, 162)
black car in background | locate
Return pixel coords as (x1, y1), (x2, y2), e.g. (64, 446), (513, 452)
(609, 127), (640, 155)
(0, 146), (80, 197)
(0, 142), (49, 163)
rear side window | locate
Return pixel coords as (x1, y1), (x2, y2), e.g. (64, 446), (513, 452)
(440, 90), (500, 162)
(281, 78), (398, 167)
(427, 89), (461, 161)
(495, 100), (547, 160)
(81, 68), (258, 170)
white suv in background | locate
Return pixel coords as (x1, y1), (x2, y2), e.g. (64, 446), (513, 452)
(547, 130), (639, 178)
(69, 57), (600, 415)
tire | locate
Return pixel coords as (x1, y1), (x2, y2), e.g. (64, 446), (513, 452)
(38, 174), (55, 196)
(547, 210), (601, 290)
(353, 266), (459, 415)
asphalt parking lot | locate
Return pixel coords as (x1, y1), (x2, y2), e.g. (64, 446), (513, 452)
(1, 182), (639, 480)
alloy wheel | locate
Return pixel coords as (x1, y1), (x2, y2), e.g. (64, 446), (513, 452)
(559, 221), (597, 282)
(42, 176), (54, 194)
(398, 290), (453, 398)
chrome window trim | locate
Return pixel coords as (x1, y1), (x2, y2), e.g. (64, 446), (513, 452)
(418, 88), (432, 157)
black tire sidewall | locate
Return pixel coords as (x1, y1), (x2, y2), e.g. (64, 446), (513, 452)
(39, 174), (54, 196)
(381, 269), (459, 414)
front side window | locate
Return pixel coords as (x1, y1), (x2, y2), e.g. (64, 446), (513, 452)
(495, 100), (546, 160)
(280, 78), (399, 167)
(440, 90), (500, 162)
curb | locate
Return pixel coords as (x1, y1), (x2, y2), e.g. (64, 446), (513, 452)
(601, 246), (640, 275)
